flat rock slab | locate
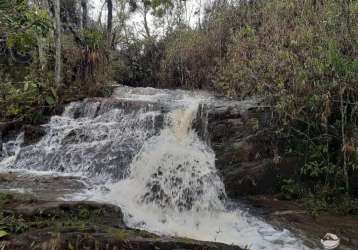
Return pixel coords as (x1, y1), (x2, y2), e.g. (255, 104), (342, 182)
(0, 198), (242, 250)
(247, 195), (358, 249)
(0, 171), (89, 200)
(3, 200), (125, 228)
(5, 229), (242, 250)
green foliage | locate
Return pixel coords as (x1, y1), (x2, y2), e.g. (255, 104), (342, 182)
(0, 0), (112, 123)
(0, 230), (8, 238)
(81, 29), (106, 51)
(210, 0), (358, 199)
(129, 0), (175, 17)
(304, 187), (358, 217)
(0, 193), (13, 207)
(0, 74), (57, 122)
(60, 29), (110, 95)
(280, 179), (303, 200)
(301, 144), (337, 178)
(160, 28), (220, 88)
(0, 0), (50, 52)
(0, 215), (28, 234)
(113, 39), (164, 87)
(0, 0), (56, 122)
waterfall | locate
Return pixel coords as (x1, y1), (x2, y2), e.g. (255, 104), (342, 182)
(104, 99), (226, 212)
(0, 99), (162, 180)
(0, 86), (312, 250)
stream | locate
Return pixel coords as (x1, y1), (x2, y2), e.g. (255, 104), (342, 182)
(0, 86), (315, 250)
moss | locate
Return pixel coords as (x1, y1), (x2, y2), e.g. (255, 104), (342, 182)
(107, 227), (159, 240)
(132, 229), (159, 239)
(0, 196), (113, 237)
(108, 228), (130, 240)
(175, 236), (197, 244)
(0, 195), (162, 247)
(0, 192), (14, 207)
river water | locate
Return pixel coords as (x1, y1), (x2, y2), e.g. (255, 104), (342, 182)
(0, 86), (314, 250)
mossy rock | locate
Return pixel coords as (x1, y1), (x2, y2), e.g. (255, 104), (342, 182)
(0, 198), (243, 249)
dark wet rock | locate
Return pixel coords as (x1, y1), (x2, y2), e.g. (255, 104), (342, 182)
(0, 120), (23, 154)
(247, 195), (358, 249)
(206, 99), (299, 197)
(0, 173), (17, 182)
(0, 121), (21, 160)
(0, 105), (64, 147)
(3, 200), (125, 228)
(22, 125), (46, 146)
(0, 172), (88, 200)
(70, 97), (170, 119)
(0, 123), (46, 158)
(4, 228), (242, 250)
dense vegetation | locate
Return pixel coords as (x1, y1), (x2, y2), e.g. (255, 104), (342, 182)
(115, 0), (358, 214)
(0, 0), (111, 124)
(1, 0), (357, 214)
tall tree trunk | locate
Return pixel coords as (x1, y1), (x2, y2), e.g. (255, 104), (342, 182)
(340, 84), (349, 194)
(143, 6), (151, 39)
(37, 37), (47, 69)
(107, 0), (113, 48)
(97, 1), (106, 26)
(81, 0), (88, 29)
(54, 0), (62, 86)
(198, 0), (202, 29)
(37, 0), (50, 69)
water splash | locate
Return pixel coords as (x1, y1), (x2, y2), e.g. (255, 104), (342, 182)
(93, 93), (311, 250)
(0, 132), (24, 168)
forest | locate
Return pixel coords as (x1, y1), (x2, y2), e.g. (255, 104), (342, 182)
(0, 0), (358, 249)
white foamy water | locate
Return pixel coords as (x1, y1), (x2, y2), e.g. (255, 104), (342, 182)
(0, 86), (314, 250)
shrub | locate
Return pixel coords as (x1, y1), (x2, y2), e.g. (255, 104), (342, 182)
(214, 0), (358, 197)
(159, 28), (220, 89)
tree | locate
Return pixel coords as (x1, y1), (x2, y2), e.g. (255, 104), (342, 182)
(107, 0), (113, 47)
(143, 2), (151, 38)
(81, 0), (88, 29)
(54, 0), (61, 86)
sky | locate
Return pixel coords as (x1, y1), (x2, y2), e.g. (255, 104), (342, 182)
(88, 0), (212, 37)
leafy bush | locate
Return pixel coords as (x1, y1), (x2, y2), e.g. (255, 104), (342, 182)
(212, 0), (358, 198)
(113, 39), (164, 87)
(0, 0), (111, 123)
(280, 178), (303, 200)
(159, 28), (220, 89)
(0, 73), (57, 123)
(61, 29), (110, 94)
(304, 187), (358, 216)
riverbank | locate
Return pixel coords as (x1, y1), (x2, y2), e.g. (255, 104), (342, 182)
(0, 191), (241, 250)
(1, 179), (358, 249)
(246, 195), (358, 249)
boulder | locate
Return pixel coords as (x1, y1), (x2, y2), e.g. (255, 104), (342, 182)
(206, 98), (299, 197)
(22, 125), (46, 146)
(0, 172), (88, 201)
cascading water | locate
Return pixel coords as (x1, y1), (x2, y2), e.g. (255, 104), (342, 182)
(0, 98), (162, 181)
(0, 86), (313, 250)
